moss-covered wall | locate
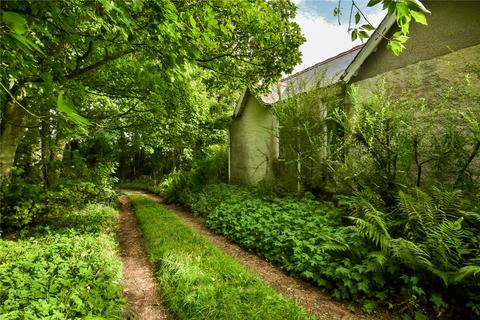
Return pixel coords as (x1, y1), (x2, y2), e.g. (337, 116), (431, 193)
(354, 1), (480, 82)
(229, 94), (277, 185)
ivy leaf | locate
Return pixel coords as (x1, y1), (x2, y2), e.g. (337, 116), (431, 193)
(57, 92), (91, 127)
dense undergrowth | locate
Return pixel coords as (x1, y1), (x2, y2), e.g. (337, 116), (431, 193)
(0, 204), (125, 319)
(151, 181), (479, 320)
(129, 194), (314, 320)
(1, 159), (118, 231)
(117, 78), (480, 318)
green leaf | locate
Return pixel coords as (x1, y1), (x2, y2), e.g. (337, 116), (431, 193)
(57, 92), (91, 127)
(361, 24), (376, 31)
(2, 11), (28, 34)
(355, 12), (361, 24)
(410, 10), (428, 25)
(189, 15), (197, 29)
(12, 33), (43, 54)
(387, 40), (405, 56)
(367, 0), (382, 7)
(396, 2), (410, 20)
(414, 311), (428, 320)
(359, 31), (369, 43)
(392, 31), (409, 43)
(407, 0), (431, 14)
(351, 29), (358, 42)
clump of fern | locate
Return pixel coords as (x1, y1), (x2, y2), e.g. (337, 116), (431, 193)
(343, 187), (480, 318)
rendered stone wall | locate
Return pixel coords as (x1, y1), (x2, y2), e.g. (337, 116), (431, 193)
(229, 43), (480, 189)
(352, 44), (480, 104)
(354, 1), (480, 82)
(229, 95), (277, 185)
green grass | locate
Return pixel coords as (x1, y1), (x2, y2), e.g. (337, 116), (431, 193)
(0, 204), (125, 319)
(129, 194), (315, 320)
(117, 179), (162, 195)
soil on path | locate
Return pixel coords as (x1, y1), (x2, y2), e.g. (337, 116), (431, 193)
(117, 195), (172, 320)
(131, 190), (377, 320)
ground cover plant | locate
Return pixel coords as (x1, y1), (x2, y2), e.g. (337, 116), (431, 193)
(0, 204), (125, 319)
(128, 194), (314, 320)
(181, 184), (480, 319)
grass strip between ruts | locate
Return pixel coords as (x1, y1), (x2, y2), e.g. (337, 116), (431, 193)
(128, 194), (315, 320)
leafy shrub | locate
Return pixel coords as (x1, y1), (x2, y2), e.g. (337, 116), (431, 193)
(186, 184), (249, 217)
(0, 179), (116, 230)
(0, 178), (45, 228)
(159, 145), (227, 203)
(205, 186), (373, 298)
(188, 183), (480, 318)
(0, 204), (125, 319)
(46, 181), (116, 209)
(160, 168), (191, 203)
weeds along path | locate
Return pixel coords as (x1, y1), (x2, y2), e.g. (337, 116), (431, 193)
(131, 190), (373, 320)
(117, 195), (172, 320)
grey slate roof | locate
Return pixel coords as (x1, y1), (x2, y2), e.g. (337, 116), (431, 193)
(259, 44), (364, 104)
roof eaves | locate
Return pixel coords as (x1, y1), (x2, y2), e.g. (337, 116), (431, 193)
(233, 87), (249, 118)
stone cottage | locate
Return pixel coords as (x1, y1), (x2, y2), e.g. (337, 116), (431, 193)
(228, 0), (480, 188)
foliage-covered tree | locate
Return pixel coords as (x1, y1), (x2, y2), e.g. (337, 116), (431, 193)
(0, 0), (304, 179)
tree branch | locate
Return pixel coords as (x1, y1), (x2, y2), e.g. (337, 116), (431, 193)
(66, 49), (135, 80)
(0, 82), (47, 119)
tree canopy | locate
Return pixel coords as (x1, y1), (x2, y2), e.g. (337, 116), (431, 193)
(0, 0), (305, 178)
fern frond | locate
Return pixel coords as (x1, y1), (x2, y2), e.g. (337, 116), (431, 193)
(426, 266), (451, 287)
(321, 242), (350, 253)
(398, 189), (435, 238)
(426, 218), (464, 270)
(459, 210), (480, 223)
(453, 265), (480, 283)
(431, 187), (463, 220)
(389, 238), (432, 270)
(366, 251), (387, 273)
(349, 204), (391, 250)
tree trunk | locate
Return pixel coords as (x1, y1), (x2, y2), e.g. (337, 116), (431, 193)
(0, 88), (34, 179)
(50, 135), (67, 185)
